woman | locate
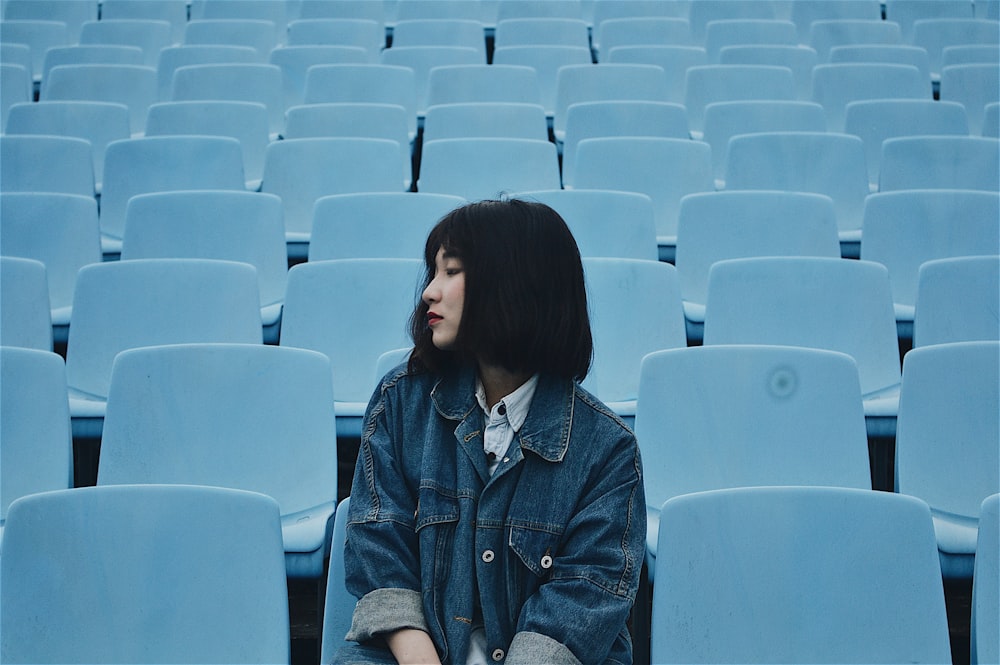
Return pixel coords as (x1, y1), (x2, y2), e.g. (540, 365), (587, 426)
(335, 199), (646, 665)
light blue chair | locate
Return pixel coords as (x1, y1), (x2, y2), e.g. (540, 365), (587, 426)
(594, 16), (693, 58)
(703, 256), (902, 440)
(100, 0), (189, 44)
(308, 192), (465, 261)
(591, 0), (686, 44)
(718, 44), (819, 100)
(417, 137), (561, 201)
(886, 0), (975, 41)
(879, 135), (1000, 192)
(703, 18), (798, 62)
(561, 100), (689, 187)
(279, 259), (423, 437)
(98, 343), (338, 579)
(303, 64), (418, 140)
(121, 190), (288, 343)
(684, 63), (796, 138)
(844, 99), (969, 191)
(424, 63), (542, 108)
(282, 102), (413, 190)
(913, 255), (1000, 348)
(973, 493), (1000, 665)
(261, 137), (408, 260)
(286, 18), (384, 53)
(490, 45), (594, 117)
(580, 257), (687, 427)
(687, 0), (777, 42)
(516, 189), (659, 261)
(183, 18), (281, 57)
(41, 63), (158, 137)
(298, 0), (387, 34)
(0, 55), (32, 122)
(675, 191), (841, 342)
(725, 131), (870, 256)
(0, 484), (290, 664)
(861, 190), (999, 341)
(896, 341), (1000, 578)
(156, 44), (262, 101)
(941, 63), (1000, 136)
(790, 0), (883, 42)
(99, 135), (247, 256)
(391, 18), (487, 59)
(495, 0), (584, 23)
(828, 44), (932, 87)
(493, 17), (590, 48)
(912, 17), (1000, 81)
(40, 44), (146, 87)
(807, 17), (903, 61)
(65, 259), (263, 440)
(0, 192), (102, 345)
(986, 102), (1000, 137)
(572, 136), (713, 262)
(636, 345), (872, 578)
(0, 134), (95, 198)
(0, 347), (73, 543)
(5, 100), (131, 194)
(79, 18), (173, 67)
(0, 256), (52, 352)
(811, 62), (930, 131)
(3, 0), (97, 41)
(170, 62), (285, 139)
(0, 18), (70, 83)
(942, 43), (1000, 66)
(605, 45), (708, 105)
(192, 0), (289, 35)
(423, 101), (548, 141)
(320, 497), (356, 664)
(379, 45), (484, 117)
(392, 0), (489, 24)
(651, 487), (953, 664)
(701, 99), (826, 187)
(268, 44), (370, 108)
(375, 347), (412, 380)
(977, 0), (1000, 19)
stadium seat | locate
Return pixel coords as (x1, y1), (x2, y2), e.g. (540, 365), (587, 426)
(286, 18), (384, 53)
(940, 63), (1000, 136)
(391, 18), (487, 59)
(591, 0), (685, 43)
(100, 0), (189, 44)
(320, 496), (355, 664)
(605, 45), (707, 105)
(895, 341), (1000, 578)
(41, 44), (145, 86)
(379, 45), (484, 117)
(495, 0), (583, 23)
(790, 0), (883, 42)
(490, 45), (593, 117)
(65, 259), (263, 439)
(303, 64), (418, 140)
(0, 134), (95, 198)
(0, 18), (70, 83)
(912, 18), (1000, 81)
(973, 493), (1000, 665)
(703, 18), (798, 62)
(811, 62), (930, 131)
(718, 44), (819, 100)
(183, 18), (280, 57)
(594, 17), (693, 58)
(424, 63), (542, 107)
(308, 192), (465, 261)
(879, 135), (1000, 192)
(423, 101), (548, 142)
(120, 190), (289, 343)
(651, 486), (952, 664)
(3, 0), (97, 42)
(40, 63), (158, 136)
(0, 484), (290, 664)
(169, 62), (285, 139)
(986, 101), (1000, 137)
(156, 44), (261, 101)
(0, 256), (52, 351)
(913, 255), (1000, 348)
(279, 258), (422, 437)
(808, 18), (903, 61)
(417, 137), (560, 200)
(688, 0), (778, 41)
(942, 42), (1000, 66)
(493, 17), (590, 48)
(98, 343), (338, 578)
(885, 0), (975, 41)
(269, 44), (370, 109)
(298, 0), (387, 33)
(674, 191), (841, 342)
(828, 44), (932, 86)
(79, 18), (172, 67)
(684, 63), (796, 137)
(192, 0), (289, 36)
(392, 0), (489, 23)
(1, 63), (31, 130)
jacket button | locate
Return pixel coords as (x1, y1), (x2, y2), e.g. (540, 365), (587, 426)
(540, 555), (553, 569)
(491, 648), (505, 661)
(481, 549), (495, 563)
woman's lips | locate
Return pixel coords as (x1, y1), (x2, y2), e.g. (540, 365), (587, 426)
(427, 312), (443, 326)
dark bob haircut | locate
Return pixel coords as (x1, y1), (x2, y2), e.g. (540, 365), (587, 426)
(409, 198), (593, 382)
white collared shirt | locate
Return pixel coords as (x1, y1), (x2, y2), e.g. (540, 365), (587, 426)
(475, 374), (539, 476)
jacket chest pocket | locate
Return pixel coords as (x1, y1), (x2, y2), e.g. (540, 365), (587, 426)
(508, 524), (563, 577)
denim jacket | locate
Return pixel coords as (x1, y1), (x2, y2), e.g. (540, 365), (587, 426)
(344, 363), (646, 665)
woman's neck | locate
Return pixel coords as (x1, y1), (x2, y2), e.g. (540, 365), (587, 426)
(477, 362), (531, 411)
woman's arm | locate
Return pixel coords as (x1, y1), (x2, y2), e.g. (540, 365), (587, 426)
(386, 629), (442, 665)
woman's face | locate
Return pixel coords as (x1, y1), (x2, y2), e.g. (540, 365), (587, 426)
(422, 246), (465, 350)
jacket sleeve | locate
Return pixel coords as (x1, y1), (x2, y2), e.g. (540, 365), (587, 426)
(509, 430), (646, 665)
(343, 376), (429, 643)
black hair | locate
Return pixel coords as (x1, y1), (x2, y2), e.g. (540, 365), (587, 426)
(408, 198), (593, 382)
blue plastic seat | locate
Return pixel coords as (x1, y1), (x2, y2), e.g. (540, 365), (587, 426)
(303, 64), (418, 140)
(594, 16), (693, 58)
(879, 135), (1000, 192)
(156, 44), (262, 101)
(298, 0), (387, 34)
(308, 192), (465, 261)
(379, 45), (484, 117)
(392, 0), (490, 23)
(0, 64), (31, 132)
(79, 18), (173, 67)
(572, 136), (713, 262)
(811, 63), (930, 131)
(789, 0), (883, 42)
(0, 19), (70, 83)
(0, 43), (33, 87)
(828, 44), (932, 87)
(169, 62), (285, 139)
(286, 18), (384, 53)
(3, 0), (97, 42)
(121, 190), (289, 343)
(0, 484), (290, 664)
(183, 18), (281, 57)
(724, 131), (870, 254)
(703, 256), (902, 439)
(604, 45), (707, 105)
(651, 487), (952, 664)
(942, 43), (1000, 67)
(490, 45), (593, 117)
(391, 18), (487, 59)
(423, 101), (548, 142)
(0, 347), (73, 544)
(895, 341), (1000, 578)
(40, 63), (158, 136)
(261, 137), (408, 260)
(844, 99), (969, 191)
(973, 493), (1000, 665)
(425, 63), (542, 107)
(417, 137), (560, 200)
(580, 257), (687, 426)
(0, 192), (102, 344)
(561, 100), (689, 187)
(40, 44), (145, 86)
(940, 63), (1000, 136)
(320, 497), (355, 664)
(703, 18), (798, 62)
(912, 17), (1000, 80)
(808, 18), (903, 61)
(268, 44), (370, 109)
(636, 345), (872, 577)
(591, 0), (685, 41)
(718, 44), (819, 100)
(279, 258), (423, 437)
(860, 190), (999, 340)
(493, 17), (590, 48)
(684, 63), (796, 137)
(516, 189), (659, 260)
(65, 259), (263, 439)
(886, 0), (975, 41)
(913, 255), (1000, 348)
(192, 0), (289, 35)
(687, 0), (778, 42)
(98, 343), (338, 578)
(100, 0), (189, 44)
(675, 191), (841, 342)
(99, 135), (246, 256)
(978, 0), (1000, 19)
(0, 134), (95, 198)
(495, 0), (583, 23)
(986, 102), (1000, 137)
(0, 256), (52, 351)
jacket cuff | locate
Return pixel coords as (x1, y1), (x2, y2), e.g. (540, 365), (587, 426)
(506, 631), (582, 665)
(345, 588), (428, 643)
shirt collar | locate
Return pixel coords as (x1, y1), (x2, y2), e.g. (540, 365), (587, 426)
(475, 373), (539, 433)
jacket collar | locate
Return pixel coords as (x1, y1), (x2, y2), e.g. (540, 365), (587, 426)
(431, 366), (574, 464)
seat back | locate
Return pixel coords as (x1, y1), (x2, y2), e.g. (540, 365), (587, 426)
(183, 18), (280, 57)
(493, 17), (590, 48)
(940, 63), (1000, 135)
(687, 0), (778, 41)
(425, 63), (542, 107)
(790, 0), (883, 41)
(100, 0), (189, 44)
(0, 19), (71, 81)
(912, 18), (1000, 79)
(0, 256), (52, 351)
(652, 486), (952, 664)
(718, 44), (819, 100)
(40, 63), (157, 135)
(303, 64), (418, 139)
(391, 18), (486, 59)
(3, 0), (97, 41)
(417, 137), (560, 201)
(423, 102), (549, 142)
(0, 63), (30, 131)
(40, 44), (145, 85)
(595, 16), (693, 56)
(807, 18), (903, 61)
(170, 63), (285, 137)
(703, 18), (798, 62)
(320, 497), (356, 664)
(0, 484), (290, 664)
(156, 44), (261, 101)
(974, 493), (1000, 665)
(490, 45), (593, 116)
(811, 62), (930, 131)
(0, 134), (95, 198)
(828, 44), (932, 84)
(379, 45), (484, 116)
(886, 0), (975, 41)
(268, 44), (370, 108)
(879, 136), (1000, 192)
(79, 18), (173, 67)
(684, 64), (796, 135)
(914, 255), (1000, 348)
(553, 63), (671, 140)
(286, 18), (384, 53)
